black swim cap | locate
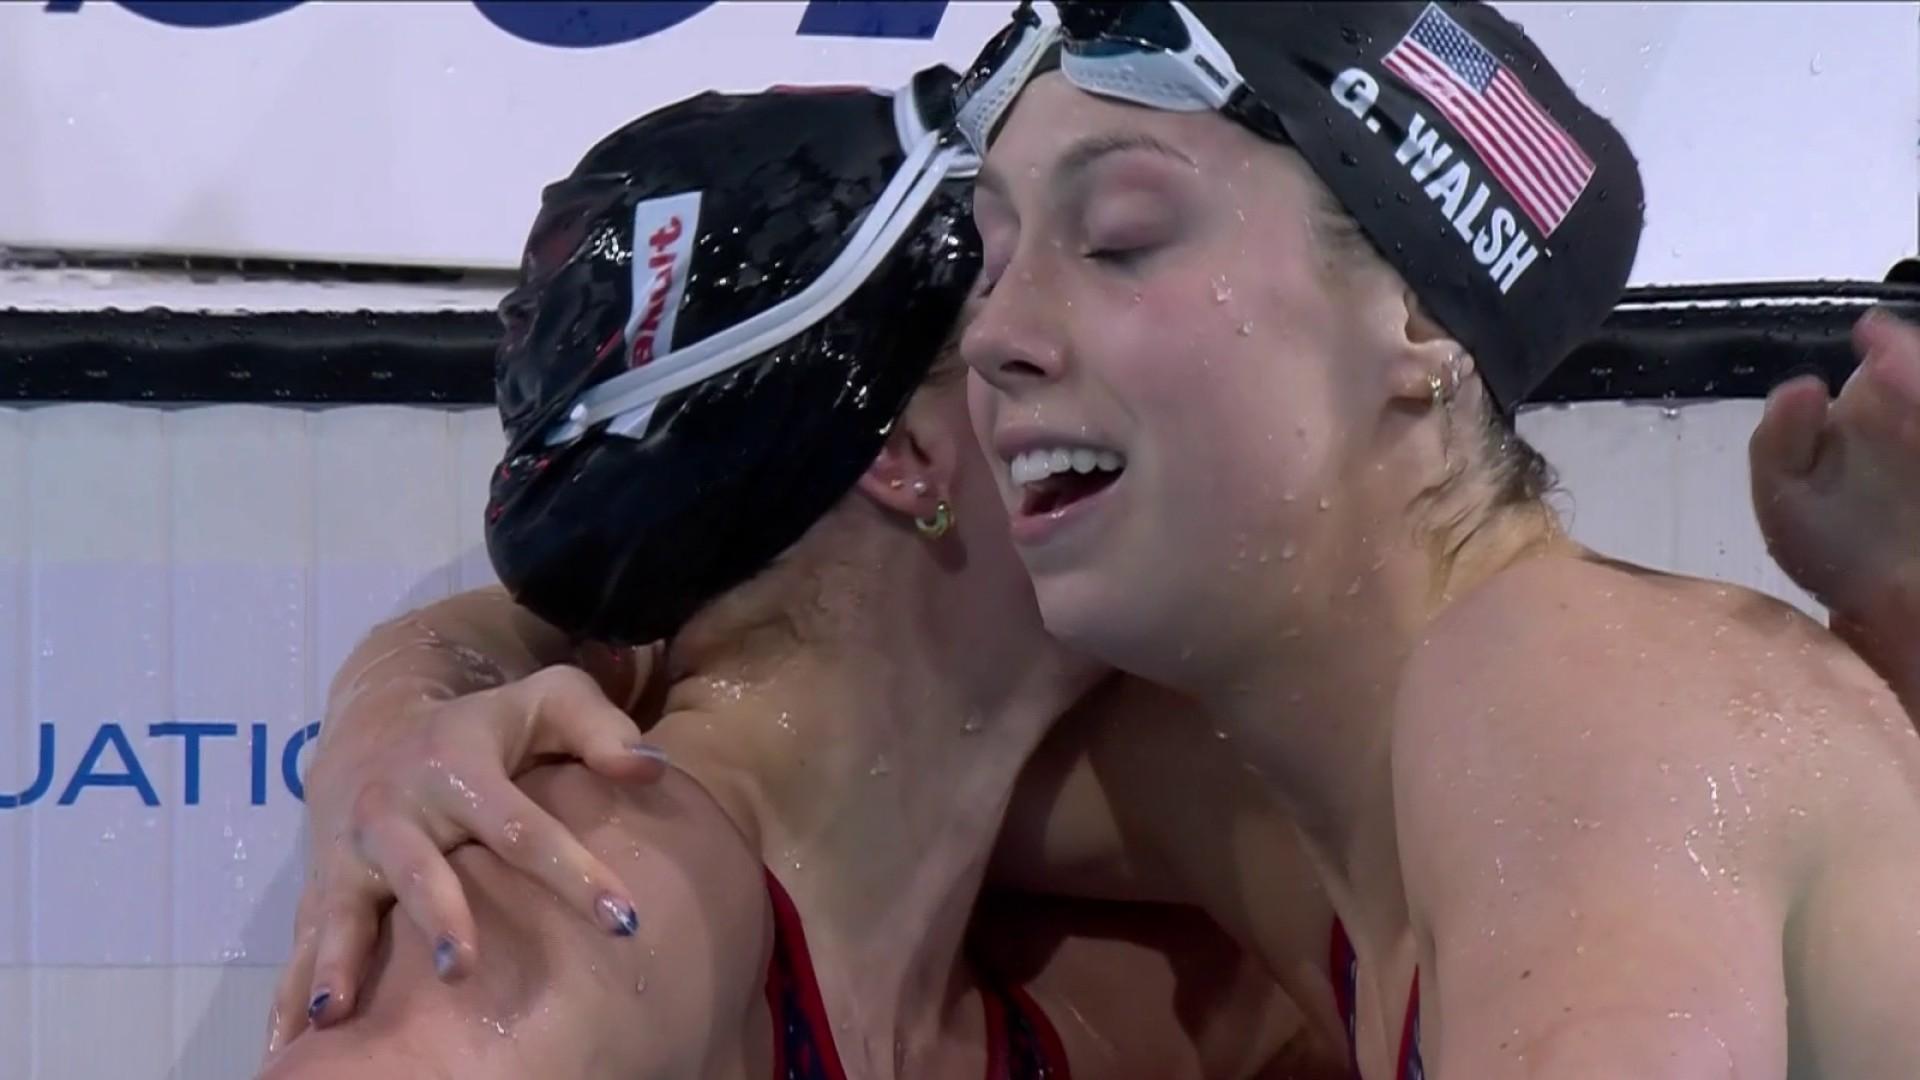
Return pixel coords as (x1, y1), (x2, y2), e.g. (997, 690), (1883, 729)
(956, 1), (1644, 411)
(485, 69), (980, 645)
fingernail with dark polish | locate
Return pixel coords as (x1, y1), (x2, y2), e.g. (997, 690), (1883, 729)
(308, 990), (331, 1021)
(599, 894), (639, 936)
(434, 936), (460, 978)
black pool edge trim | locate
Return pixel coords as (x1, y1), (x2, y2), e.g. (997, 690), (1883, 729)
(5, 272), (1919, 407)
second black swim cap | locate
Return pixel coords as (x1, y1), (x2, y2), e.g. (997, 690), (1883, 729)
(485, 69), (980, 644)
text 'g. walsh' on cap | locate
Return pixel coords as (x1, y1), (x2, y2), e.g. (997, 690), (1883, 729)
(958, 1), (1646, 410)
(1184, 1), (1645, 409)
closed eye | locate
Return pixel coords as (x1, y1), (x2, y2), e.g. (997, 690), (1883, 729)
(1082, 245), (1151, 268)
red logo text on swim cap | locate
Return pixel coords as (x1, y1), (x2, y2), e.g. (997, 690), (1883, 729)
(624, 190), (704, 370)
(631, 217), (684, 368)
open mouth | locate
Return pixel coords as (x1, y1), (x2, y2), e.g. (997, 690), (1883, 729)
(1010, 446), (1126, 516)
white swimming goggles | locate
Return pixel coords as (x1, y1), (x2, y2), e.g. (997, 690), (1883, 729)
(954, 0), (1290, 158)
(543, 83), (980, 449)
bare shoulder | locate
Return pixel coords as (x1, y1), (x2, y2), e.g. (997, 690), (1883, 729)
(1393, 556), (1920, 1077)
(268, 763), (772, 1080)
(1397, 552), (1920, 893)
(499, 762), (776, 1066)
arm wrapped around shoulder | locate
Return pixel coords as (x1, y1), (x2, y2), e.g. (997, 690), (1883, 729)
(260, 763), (771, 1080)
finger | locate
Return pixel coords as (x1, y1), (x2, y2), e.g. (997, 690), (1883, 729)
(1837, 313), (1920, 450)
(516, 665), (669, 782)
(1750, 374), (1831, 483)
(354, 815), (481, 982)
(265, 913), (322, 1055)
(459, 776), (642, 939)
(1853, 307), (1920, 370)
(303, 887), (383, 1027)
(1861, 329), (1920, 425)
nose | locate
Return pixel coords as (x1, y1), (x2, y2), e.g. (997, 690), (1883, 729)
(959, 259), (1068, 393)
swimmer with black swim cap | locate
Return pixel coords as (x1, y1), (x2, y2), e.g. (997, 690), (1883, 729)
(959, 2), (1920, 1075)
(272, 8), (1920, 1078)
(263, 67), (1304, 1080)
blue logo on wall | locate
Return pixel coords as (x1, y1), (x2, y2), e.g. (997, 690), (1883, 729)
(40, 1), (953, 44)
(1, 721), (322, 809)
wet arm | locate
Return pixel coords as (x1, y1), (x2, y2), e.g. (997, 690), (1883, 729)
(261, 763), (768, 1080)
(1396, 600), (1790, 1078)
(317, 586), (646, 753)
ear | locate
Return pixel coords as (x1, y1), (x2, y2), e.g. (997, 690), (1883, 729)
(855, 388), (962, 523)
(1384, 284), (1473, 406)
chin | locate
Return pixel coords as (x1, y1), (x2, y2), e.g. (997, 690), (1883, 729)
(1030, 568), (1189, 687)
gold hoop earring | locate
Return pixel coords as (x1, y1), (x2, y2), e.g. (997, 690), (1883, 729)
(915, 500), (954, 540)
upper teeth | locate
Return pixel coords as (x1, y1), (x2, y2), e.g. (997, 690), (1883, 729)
(1010, 446), (1124, 487)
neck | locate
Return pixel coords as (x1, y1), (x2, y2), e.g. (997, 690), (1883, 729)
(656, 539), (1092, 1075)
(1197, 500), (1563, 945)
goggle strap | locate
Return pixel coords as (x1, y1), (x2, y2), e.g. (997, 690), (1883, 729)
(545, 128), (962, 447)
(956, 19), (1062, 156)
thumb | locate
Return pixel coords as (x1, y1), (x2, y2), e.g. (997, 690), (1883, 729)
(520, 665), (670, 785)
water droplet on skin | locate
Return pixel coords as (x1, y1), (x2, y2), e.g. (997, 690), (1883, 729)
(1237, 320), (1253, 336)
(1279, 542), (1297, 561)
(501, 819), (524, 846)
(635, 977), (647, 994)
(777, 711), (793, 732)
(1318, 496), (1333, 511)
(1211, 276), (1233, 303)
(1214, 729), (1230, 741)
(962, 714), (984, 735)
(868, 755), (891, 777)
(1807, 53), (1824, 75)
(101, 829), (116, 842)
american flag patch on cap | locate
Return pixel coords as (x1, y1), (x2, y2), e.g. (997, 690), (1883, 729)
(1382, 4), (1595, 235)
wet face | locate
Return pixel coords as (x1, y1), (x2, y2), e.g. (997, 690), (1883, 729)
(915, 349), (1104, 692)
(961, 74), (1425, 682)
